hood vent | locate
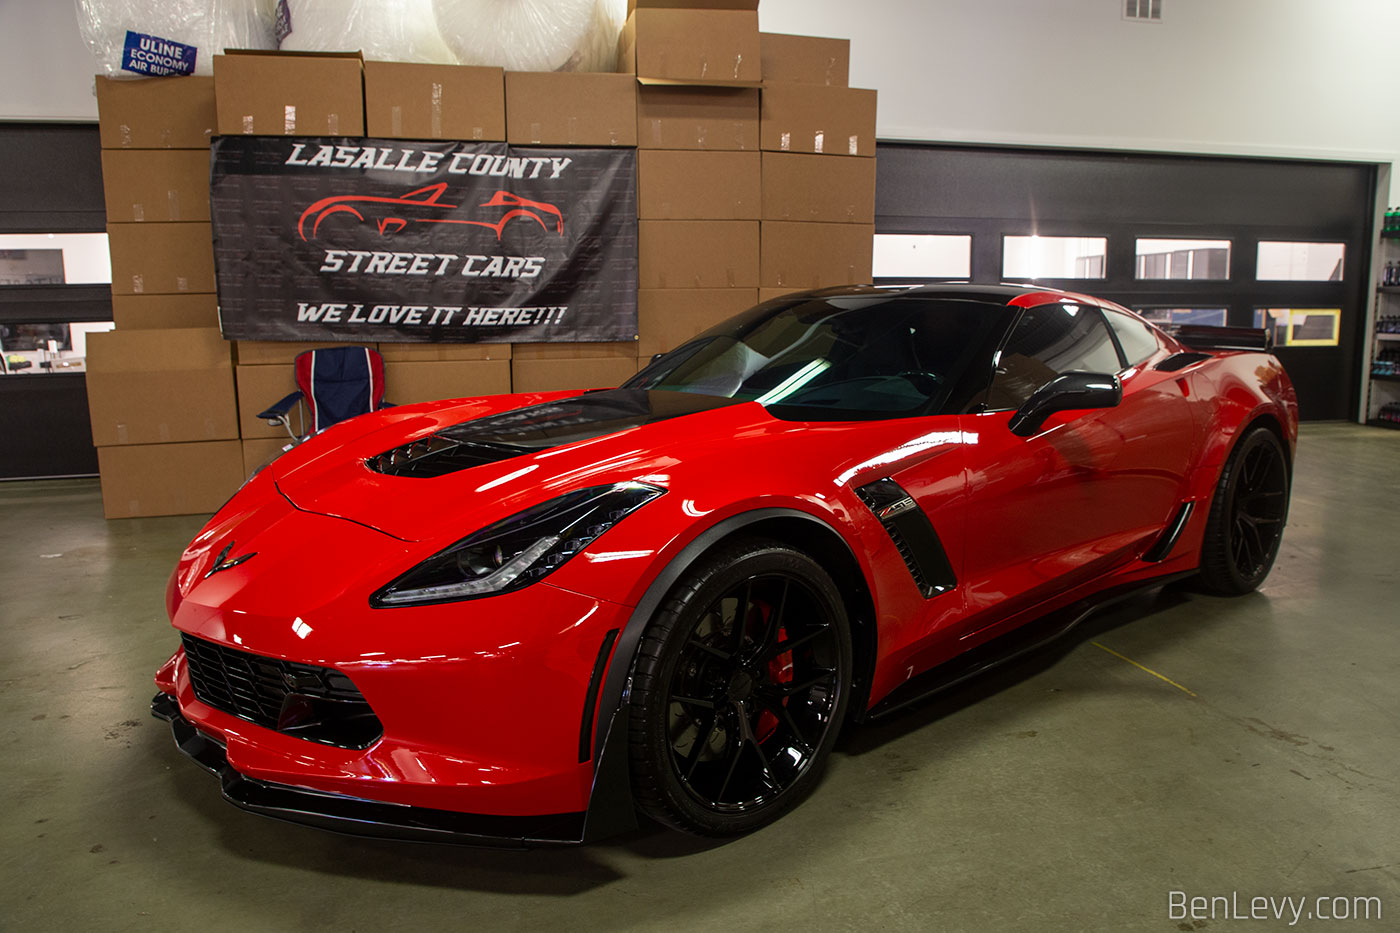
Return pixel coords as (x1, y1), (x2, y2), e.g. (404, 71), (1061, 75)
(366, 389), (747, 478)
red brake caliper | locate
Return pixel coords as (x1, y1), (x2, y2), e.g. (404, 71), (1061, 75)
(755, 604), (794, 742)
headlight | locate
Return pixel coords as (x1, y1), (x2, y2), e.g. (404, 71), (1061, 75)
(370, 482), (665, 607)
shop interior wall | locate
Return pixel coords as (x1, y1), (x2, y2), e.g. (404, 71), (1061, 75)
(7, 0), (1397, 203)
(874, 142), (1374, 422)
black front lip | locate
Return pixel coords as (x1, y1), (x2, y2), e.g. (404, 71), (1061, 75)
(150, 693), (585, 848)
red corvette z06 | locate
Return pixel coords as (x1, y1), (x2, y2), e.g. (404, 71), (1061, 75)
(151, 285), (1297, 845)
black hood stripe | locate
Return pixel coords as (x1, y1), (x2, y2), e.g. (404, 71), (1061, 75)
(366, 389), (747, 478)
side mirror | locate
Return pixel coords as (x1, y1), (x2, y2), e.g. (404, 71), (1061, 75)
(1007, 372), (1122, 437)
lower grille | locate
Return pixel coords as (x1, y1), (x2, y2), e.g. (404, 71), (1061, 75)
(180, 634), (382, 749)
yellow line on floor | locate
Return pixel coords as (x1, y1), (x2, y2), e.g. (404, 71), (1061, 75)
(1091, 642), (1198, 697)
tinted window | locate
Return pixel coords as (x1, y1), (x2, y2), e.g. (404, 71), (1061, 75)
(627, 297), (1013, 420)
(985, 304), (1122, 409)
(1103, 308), (1161, 366)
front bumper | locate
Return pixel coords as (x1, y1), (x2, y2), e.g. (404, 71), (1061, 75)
(151, 692), (586, 847)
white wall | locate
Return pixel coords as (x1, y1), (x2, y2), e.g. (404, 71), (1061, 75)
(758, 0), (1400, 202)
(4, 1), (1398, 200)
(0, 2), (104, 122)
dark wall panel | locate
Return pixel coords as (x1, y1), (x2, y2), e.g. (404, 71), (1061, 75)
(0, 123), (106, 233)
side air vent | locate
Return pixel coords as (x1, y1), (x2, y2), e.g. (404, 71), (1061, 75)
(1143, 501), (1195, 562)
(1154, 351), (1211, 372)
(367, 435), (530, 478)
(855, 478), (956, 598)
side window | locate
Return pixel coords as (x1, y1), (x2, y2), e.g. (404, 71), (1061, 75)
(985, 304), (1122, 410)
(1102, 308), (1162, 366)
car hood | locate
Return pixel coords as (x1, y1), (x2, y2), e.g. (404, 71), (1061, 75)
(270, 389), (781, 542)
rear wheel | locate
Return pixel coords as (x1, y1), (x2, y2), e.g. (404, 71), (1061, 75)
(1197, 425), (1290, 595)
(627, 538), (852, 836)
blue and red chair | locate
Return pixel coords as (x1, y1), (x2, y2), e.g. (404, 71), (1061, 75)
(257, 345), (389, 440)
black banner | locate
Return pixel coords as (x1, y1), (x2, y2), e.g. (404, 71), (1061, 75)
(209, 137), (637, 343)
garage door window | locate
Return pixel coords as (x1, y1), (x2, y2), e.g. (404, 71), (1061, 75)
(1002, 236), (1107, 280)
(986, 303), (1122, 410)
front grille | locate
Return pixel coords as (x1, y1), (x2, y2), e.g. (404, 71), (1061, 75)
(180, 634), (381, 749)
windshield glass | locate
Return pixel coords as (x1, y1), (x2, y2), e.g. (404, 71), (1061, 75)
(624, 295), (1013, 420)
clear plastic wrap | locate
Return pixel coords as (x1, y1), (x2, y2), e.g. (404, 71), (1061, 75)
(279, 0), (458, 64)
(76, 0), (277, 77)
(433, 0), (624, 73)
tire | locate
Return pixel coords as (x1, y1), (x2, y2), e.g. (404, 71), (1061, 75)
(1196, 425), (1291, 595)
(627, 537), (853, 836)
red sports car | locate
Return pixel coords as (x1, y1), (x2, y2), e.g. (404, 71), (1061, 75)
(151, 285), (1297, 845)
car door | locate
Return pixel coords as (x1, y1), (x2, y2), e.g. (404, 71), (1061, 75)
(955, 301), (1193, 641)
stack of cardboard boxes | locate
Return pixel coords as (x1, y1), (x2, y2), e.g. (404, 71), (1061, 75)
(86, 5), (876, 518)
(756, 33), (876, 302)
(88, 76), (245, 518)
(621, 2), (876, 361)
(503, 70), (641, 392)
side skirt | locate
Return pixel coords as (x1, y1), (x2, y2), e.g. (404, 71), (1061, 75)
(866, 570), (1194, 719)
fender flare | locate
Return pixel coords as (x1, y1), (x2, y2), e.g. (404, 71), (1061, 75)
(579, 506), (861, 842)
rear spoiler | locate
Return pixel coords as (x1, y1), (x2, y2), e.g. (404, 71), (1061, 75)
(1164, 324), (1271, 352)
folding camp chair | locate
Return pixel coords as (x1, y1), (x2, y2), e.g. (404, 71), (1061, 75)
(257, 345), (389, 440)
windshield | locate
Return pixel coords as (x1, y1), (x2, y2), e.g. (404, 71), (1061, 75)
(624, 295), (1014, 420)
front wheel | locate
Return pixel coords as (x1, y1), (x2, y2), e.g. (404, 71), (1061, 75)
(627, 538), (852, 836)
(1196, 425), (1291, 595)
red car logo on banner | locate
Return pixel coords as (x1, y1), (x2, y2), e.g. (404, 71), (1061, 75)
(297, 183), (565, 242)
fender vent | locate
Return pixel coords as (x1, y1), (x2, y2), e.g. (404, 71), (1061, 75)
(855, 478), (956, 598)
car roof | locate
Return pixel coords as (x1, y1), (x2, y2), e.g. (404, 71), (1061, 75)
(779, 283), (1136, 316)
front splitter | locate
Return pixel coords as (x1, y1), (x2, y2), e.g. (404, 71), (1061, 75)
(150, 692), (585, 848)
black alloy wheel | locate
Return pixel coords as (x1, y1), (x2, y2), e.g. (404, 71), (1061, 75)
(628, 538), (852, 836)
(1197, 425), (1291, 595)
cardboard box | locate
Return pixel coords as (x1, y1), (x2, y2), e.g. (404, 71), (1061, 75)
(512, 341), (638, 361)
(111, 294), (220, 330)
(638, 150), (759, 219)
(235, 364), (311, 440)
(384, 360), (512, 405)
(377, 343), (510, 362)
(95, 75), (216, 149)
(97, 440), (245, 519)
(213, 51), (365, 136)
(85, 328), (238, 446)
(364, 62), (505, 140)
(511, 358), (638, 394)
(761, 152), (875, 223)
(505, 72), (637, 146)
(637, 86), (759, 150)
(760, 33), (850, 87)
(233, 340), (377, 365)
(760, 222), (874, 289)
(101, 149), (211, 223)
(241, 437), (296, 478)
(760, 85), (877, 157)
(637, 288), (756, 357)
(639, 220), (759, 288)
(619, 8), (761, 87)
(107, 223), (215, 295)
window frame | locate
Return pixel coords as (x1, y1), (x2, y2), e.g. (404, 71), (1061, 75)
(979, 302), (1128, 412)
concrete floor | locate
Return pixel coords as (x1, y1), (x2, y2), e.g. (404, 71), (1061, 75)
(1, 422), (1396, 931)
